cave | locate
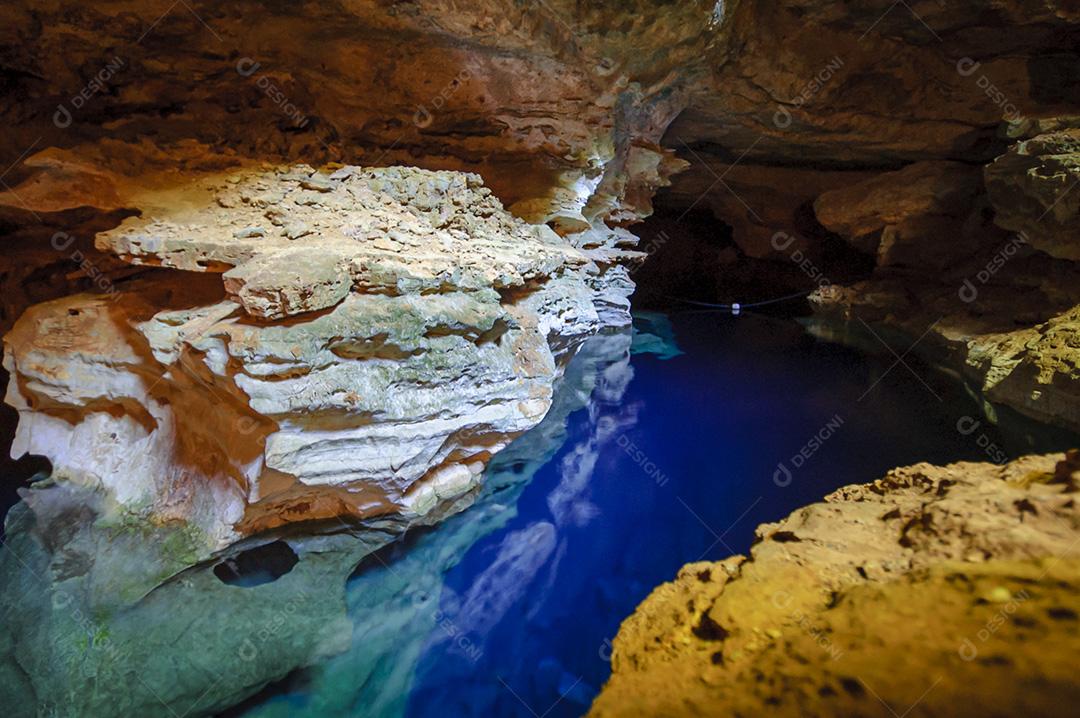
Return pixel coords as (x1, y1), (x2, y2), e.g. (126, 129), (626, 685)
(213, 540), (299, 587)
(0, 2), (1078, 718)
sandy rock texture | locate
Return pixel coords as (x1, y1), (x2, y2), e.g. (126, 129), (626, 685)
(592, 452), (1080, 717)
(2, 156), (643, 571)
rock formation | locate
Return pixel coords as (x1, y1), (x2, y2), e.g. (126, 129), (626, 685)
(592, 452), (1080, 717)
(803, 119), (1080, 434)
(985, 125), (1080, 262)
(2, 148), (643, 580)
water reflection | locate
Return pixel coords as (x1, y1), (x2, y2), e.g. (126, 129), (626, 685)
(0, 324), (659, 718)
(233, 328), (650, 718)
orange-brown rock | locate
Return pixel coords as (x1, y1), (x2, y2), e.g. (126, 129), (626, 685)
(0, 0), (718, 228)
(592, 453), (1080, 717)
(814, 161), (999, 268)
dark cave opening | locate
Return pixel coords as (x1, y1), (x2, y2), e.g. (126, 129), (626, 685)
(629, 201), (876, 316)
(213, 540), (300, 587)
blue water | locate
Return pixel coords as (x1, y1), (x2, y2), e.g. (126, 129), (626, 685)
(232, 310), (1076, 718)
(4, 310), (1070, 717)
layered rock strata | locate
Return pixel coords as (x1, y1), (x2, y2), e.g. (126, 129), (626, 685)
(0, 1), (715, 231)
(592, 452), (1080, 717)
(2, 160), (643, 575)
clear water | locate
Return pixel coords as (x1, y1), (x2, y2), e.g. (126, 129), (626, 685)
(230, 311), (1077, 718)
(1, 311), (1075, 718)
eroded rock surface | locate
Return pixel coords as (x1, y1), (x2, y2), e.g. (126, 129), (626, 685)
(985, 127), (1080, 261)
(96, 163), (586, 318)
(3, 162), (642, 568)
(592, 452), (1080, 717)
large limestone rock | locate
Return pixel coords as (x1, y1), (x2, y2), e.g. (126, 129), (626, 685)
(94, 163), (587, 319)
(2, 162), (643, 569)
(592, 452), (1080, 717)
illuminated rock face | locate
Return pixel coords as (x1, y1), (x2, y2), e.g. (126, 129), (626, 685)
(592, 452), (1080, 718)
(2, 164), (642, 563)
(95, 164), (590, 318)
(0, 0), (710, 232)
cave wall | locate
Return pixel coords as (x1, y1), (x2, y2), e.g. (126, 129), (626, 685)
(2, 0), (1080, 573)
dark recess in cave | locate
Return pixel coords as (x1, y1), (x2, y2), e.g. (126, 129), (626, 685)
(0, 366), (51, 539)
(630, 203), (875, 316)
(213, 540), (300, 587)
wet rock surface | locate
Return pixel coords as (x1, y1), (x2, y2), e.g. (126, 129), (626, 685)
(592, 452), (1080, 717)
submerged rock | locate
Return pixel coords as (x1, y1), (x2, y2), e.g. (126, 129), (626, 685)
(592, 453), (1080, 717)
(0, 480), (399, 718)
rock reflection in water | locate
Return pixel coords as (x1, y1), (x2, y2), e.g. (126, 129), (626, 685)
(235, 327), (649, 718)
(0, 324), (659, 718)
